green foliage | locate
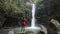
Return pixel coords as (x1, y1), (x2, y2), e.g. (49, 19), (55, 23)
(0, 0), (32, 27)
(33, 0), (39, 3)
(0, 0), (26, 18)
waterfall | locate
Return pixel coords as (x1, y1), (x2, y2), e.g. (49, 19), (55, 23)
(30, 3), (40, 29)
(24, 3), (41, 29)
(31, 3), (36, 27)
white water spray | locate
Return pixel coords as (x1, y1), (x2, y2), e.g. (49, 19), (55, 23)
(31, 3), (36, 27)
(29, 3), (41, 29)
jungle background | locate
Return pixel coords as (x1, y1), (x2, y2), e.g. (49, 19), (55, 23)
(0, 0), (60, 34)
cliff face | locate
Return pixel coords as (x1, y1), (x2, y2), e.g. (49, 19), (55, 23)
(35, 0), (60, 34)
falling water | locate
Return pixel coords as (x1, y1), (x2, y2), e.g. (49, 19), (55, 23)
(31, 3), (36, 27)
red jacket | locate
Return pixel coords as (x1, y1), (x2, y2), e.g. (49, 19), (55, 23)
(21, 20), (26, 27)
